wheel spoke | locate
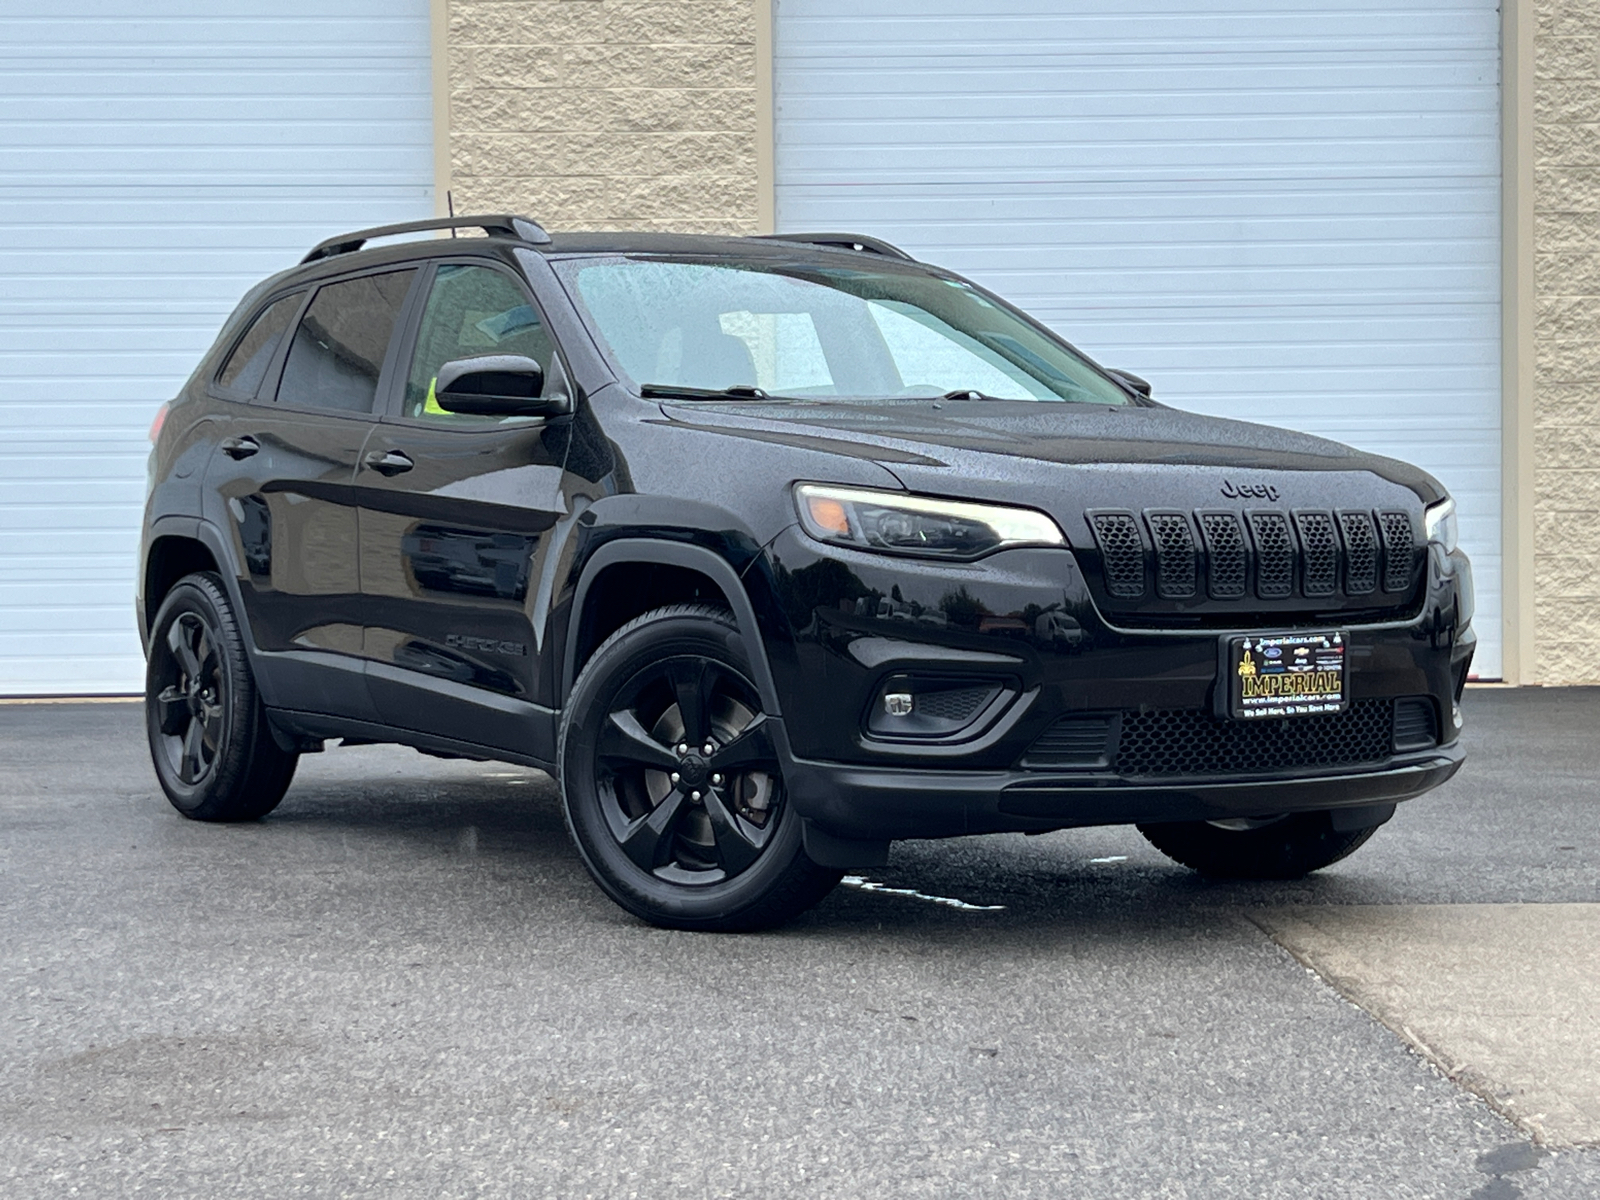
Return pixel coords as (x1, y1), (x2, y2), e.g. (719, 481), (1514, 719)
(664, 659), (714, 744)
(618, 788), (691, 872)
(166, 616), (201, 680)
(598, 710), (680, 772)
(155, 685), (188, 735)
(199, 701), (224, 753)
(707, 715), (777, 773)
(702, 790), (764, 875)
(180, 718), (206, 783)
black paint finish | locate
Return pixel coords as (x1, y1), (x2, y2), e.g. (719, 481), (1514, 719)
(140, 227), (1474, 845)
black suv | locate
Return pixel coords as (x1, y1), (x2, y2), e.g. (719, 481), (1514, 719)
(140, 214), (1473, 930)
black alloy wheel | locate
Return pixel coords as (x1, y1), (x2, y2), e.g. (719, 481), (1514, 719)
(559, 604), (841, 931)
(145, 572), (297, 822)
(153, 610), (227, 787)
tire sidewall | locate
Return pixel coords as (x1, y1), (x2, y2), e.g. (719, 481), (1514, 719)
(559, 610), (807, 927)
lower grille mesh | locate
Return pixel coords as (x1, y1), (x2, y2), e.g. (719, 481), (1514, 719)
(1115, 700), (1393, 776)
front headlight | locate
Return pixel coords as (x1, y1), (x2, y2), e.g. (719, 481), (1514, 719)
(794, 483), (1066, 560)
(1424, 497), (1458, 554)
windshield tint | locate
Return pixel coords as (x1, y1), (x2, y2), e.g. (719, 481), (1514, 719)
(554, 256), (1130, 405)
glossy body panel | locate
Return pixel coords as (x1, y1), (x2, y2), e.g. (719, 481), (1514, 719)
(141, 227), (1475, 837)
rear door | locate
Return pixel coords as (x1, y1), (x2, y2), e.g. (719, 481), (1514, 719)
(354, 259), (571, 758)
(203, 265), (418, 719)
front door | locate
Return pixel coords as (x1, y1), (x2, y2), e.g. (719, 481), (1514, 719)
(203, 266), (418, 720)
(355, 260), (571, 758)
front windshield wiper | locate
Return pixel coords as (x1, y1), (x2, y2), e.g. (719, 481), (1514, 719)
(940, 389), (1014, 402)
(640, 383), (771, 401)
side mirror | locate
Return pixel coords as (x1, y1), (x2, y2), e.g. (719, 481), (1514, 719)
(1107, 369), (1152, 399)
(435, 355), (561, 417)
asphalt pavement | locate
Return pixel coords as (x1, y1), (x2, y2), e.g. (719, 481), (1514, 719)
(1, 688), (1597, 1198)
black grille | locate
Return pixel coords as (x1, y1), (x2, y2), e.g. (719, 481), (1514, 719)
(1248, 512), (1295, 599)
(1022, 715), (1115, 768)
(1198, 512), (1247, 598)
(1091, 513), (1145, 598)
(1147, 512), (1197, 599)
(914, 685), (993, 723)
(1295, 511), (1338, 597)
(1379, 510), (1415, 593)
(1392, 696), (1438, 751)
(1115, 700), (1394, 776)
(1339, 511), (1378, 595)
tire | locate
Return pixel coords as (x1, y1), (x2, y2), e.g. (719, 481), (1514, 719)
(558, 603), (842, 931)
(1137, 811), (1379, 880)
(145, 572), (297, 822)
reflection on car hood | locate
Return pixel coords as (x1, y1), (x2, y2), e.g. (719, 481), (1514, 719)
(658, 399), (1447, 507)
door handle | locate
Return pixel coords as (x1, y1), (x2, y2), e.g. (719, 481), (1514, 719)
(220, 435), (260, 460)
(364, 449), (414, 476)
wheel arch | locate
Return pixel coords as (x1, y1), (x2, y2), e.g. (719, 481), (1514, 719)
(141, 517), (249, 652)
(562, 539), (781, 716)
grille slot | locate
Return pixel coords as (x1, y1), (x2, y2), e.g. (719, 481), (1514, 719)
(1091, 512), (1146, 599)
(1294, 511), (1338, 597)
(1198, 512), (1247, 599)
(1022, 715), (1116, 768)
(1392, 696), (1438, 751)
(1114, 700), (1393, 777)
(1338, 511), (1379, 595)
(1379, 510), (1416, 593)
(1147, 512), (1197, 599)
(1248, 512), (1295, 599)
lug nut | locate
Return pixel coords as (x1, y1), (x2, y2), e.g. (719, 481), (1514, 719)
(711, 773), (724, 785)
(702, 742), (714, 755)
(690, 790), (702, 803)
(676, 743), (688, 755)
(670, 772), (680, 783)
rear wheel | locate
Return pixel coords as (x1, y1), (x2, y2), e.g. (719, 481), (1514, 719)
(559, 604), (841, 931)
(1137, 810), (1379, 879)
(145, 572), (297, 821)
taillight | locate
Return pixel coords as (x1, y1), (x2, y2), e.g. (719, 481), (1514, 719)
(148, 402), (170, 444)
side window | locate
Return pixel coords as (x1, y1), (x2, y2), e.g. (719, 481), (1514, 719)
(404, 264), (554, 423)
(216, 292), (302, 398)
(276, 269), (417, 414)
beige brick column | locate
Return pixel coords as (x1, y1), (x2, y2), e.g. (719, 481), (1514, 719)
(441, 0), (761, 233)
(1533, 0), (1600, 683)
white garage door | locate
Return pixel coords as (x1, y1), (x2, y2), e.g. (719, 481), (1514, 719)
(0, 1), (435, 695)
(775, 0), (1503, 677)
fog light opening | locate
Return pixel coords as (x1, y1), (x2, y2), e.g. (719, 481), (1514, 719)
(883, 692), (914, 717)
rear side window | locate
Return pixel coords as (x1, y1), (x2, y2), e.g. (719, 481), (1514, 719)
(216, 293), (302, 398)
(277, 269), (417, 414)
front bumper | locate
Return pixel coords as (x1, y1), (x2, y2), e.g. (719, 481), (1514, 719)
(780, 725), (1463, 840)
(748, 527), (1473, 841)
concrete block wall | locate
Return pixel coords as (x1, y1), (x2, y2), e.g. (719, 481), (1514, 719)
(444, 0), (759, 233)
(1534, 0), (1600, 682)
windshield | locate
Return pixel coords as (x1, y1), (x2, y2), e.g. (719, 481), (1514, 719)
(553, 256), (1131, 405)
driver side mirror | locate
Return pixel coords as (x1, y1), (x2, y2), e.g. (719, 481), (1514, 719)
(435, 355), (566, 417)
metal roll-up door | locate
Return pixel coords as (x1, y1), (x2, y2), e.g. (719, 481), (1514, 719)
(775, 0), (1503, 676)
(0, 1), (435, 694)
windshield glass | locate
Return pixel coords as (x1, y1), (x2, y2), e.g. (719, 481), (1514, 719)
(554, 256), (1131, 405)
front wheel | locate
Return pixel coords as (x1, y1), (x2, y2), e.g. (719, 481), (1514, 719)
(1137, 810), (1380, 879)
(558, 604), (841, 931)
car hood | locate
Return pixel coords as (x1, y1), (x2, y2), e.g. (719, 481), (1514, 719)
(659, 399), (1446, 528)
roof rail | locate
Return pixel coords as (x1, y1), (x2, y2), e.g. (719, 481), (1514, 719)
(755, 232), (916, 262)
(301, 214), (552, 264)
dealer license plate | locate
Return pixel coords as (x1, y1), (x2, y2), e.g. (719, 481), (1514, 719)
(1228, 631), (1348, 720)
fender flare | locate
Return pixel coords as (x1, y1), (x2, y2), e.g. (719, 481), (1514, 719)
(561, 538), (782, 716)
(144, 514), (253, 648)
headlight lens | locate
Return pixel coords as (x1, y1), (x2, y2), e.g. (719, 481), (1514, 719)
(1424, 497), (1458, 553)
(794, 484), (1066, 560)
